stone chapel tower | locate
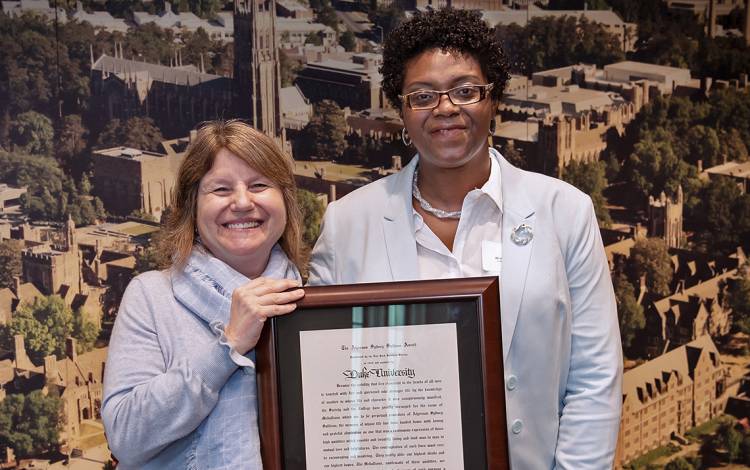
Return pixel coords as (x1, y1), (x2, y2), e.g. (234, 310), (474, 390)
(233, 0), (282, 138)
(648, 185), (684, 249)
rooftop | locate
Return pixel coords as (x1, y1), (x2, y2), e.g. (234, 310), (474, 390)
(604, 61), (692, 81)
(132, 1), (204, 29)
(294, 160), (373, 184)
(494, 120), (539, 142)
(277, 0), (309, 11)
(623, 335), (718, 411)
(503, 84), (621, 114)
(74, 220), (159, 248)
(705, 160), (750, 179)
(0, 0), (66, 20)
(308, 61), (378, 78)
(280, 85), (310, 112)
(70, 1), (128, 31)
(93, 146), (167, 162)
(0, 184), (27, 199)
(277, 17), (333, 33)
(92, 54), (228, 87)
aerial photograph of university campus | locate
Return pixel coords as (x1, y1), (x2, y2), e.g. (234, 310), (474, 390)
(0, 0), (749, 467)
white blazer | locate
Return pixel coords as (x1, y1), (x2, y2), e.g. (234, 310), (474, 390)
(308, 150), (623, 469)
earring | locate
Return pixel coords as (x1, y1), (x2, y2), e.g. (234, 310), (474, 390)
(489, 118), (496, 136)
(401, 127), (412, 146)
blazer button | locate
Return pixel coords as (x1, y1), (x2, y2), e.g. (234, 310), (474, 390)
(511, 419), (523, 434)
(506, 375), (517, 391)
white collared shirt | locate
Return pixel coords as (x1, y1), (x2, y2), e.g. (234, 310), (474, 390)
(412, 152), (503, 279)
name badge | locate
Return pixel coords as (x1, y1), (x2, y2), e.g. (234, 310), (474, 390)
(482, 240), (502, 272)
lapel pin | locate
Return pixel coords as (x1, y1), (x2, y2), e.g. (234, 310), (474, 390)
(511, 224), (533, 246)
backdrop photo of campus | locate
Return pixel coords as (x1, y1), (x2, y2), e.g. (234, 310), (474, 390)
(1, 0), (750, 468)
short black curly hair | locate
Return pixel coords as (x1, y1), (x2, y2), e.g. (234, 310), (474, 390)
(380, 8), (509, 110)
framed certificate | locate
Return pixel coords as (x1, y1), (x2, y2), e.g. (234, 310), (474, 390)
(256, 277), (508, 470)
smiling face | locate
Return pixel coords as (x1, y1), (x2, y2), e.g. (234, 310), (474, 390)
(196, 148), (287, 278)
(401, 49), (496, 172)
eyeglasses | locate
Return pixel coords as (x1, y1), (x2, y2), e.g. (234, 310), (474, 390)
(399, 83), (494, 110)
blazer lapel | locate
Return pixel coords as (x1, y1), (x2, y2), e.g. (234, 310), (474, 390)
(379, 151), (535, 361)
(497, 153), (536, 360)
(382, 157), (420, 281)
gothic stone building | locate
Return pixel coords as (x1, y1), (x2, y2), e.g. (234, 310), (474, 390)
(615, 336), (727, 468)
(2, 335), (107, 454)
(90, 54), (233, 138)
(92, 144), (185, 219)
(233, 0), (282, 137)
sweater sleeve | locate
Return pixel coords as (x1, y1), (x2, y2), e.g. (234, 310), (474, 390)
(555, 198), (623, 469)
(102, 275), (239, 468)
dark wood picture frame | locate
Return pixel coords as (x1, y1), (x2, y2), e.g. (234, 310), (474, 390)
(256, 276), (508, 470)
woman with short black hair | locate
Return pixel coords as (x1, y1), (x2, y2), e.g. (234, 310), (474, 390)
(310, 8), (622, 469)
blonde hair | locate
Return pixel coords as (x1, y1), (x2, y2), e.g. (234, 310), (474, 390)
(160, 120), (303, 270)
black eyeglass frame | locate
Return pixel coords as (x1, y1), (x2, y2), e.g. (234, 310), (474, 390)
(399, 83), (495, 110)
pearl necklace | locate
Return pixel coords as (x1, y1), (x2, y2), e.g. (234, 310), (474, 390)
(411, 167), (462, 219)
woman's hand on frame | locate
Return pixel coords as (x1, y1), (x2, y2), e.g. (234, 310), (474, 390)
(225, 278), (304, 355)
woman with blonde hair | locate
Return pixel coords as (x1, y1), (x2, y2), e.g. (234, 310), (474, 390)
(103, 120), (304, 469)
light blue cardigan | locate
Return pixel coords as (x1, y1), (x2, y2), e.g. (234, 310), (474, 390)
(102, 247), (299, 469)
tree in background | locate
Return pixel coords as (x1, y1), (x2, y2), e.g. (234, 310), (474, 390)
(0, 13), (91, 134)
(709, 421), (743, 462)
(707, 90), (750, 152)
(72, 309), (100, 353)
(624, 128), (701, 210)
(369, 3), (405, 38)
(301, 100), (347, 161)
(0, 390), (61, 457)
(56, 114), (89, 176)
(499, 141), (526, 170)
(9, 111), (54, 156)
(279, 50), (302, 87)
(187, 0), (221, 18)
(664, 457), (695, 470)
(0, 240), (22, 290)
(179, 28), (228, 75)
(720, 128), (749, 163)
(693, 177), (750, 257)
(562, 159), (612, 227)
(339, 30), (357, 52)
(495, 15), (623, 75)
(305, 31), (324, 46)
(0, 150), (63, 216)
(134, 231), (168, 274)
(297, 189), (326, 249)
(96, 116), (164, 151)
(628, 237), (673, 298)
(613, 272), (645, 353)
(314, 0), (339, 32)
(3, 295), (100, 365)
(726, 274), (750, 334)
(678, 125), (721, 168)
(0, 150), (106, 224)
(112, 22), (176, 65)
(341, 133), (410, 168)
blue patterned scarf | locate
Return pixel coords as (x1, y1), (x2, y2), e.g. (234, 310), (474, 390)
(171, 244), (300, 469)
